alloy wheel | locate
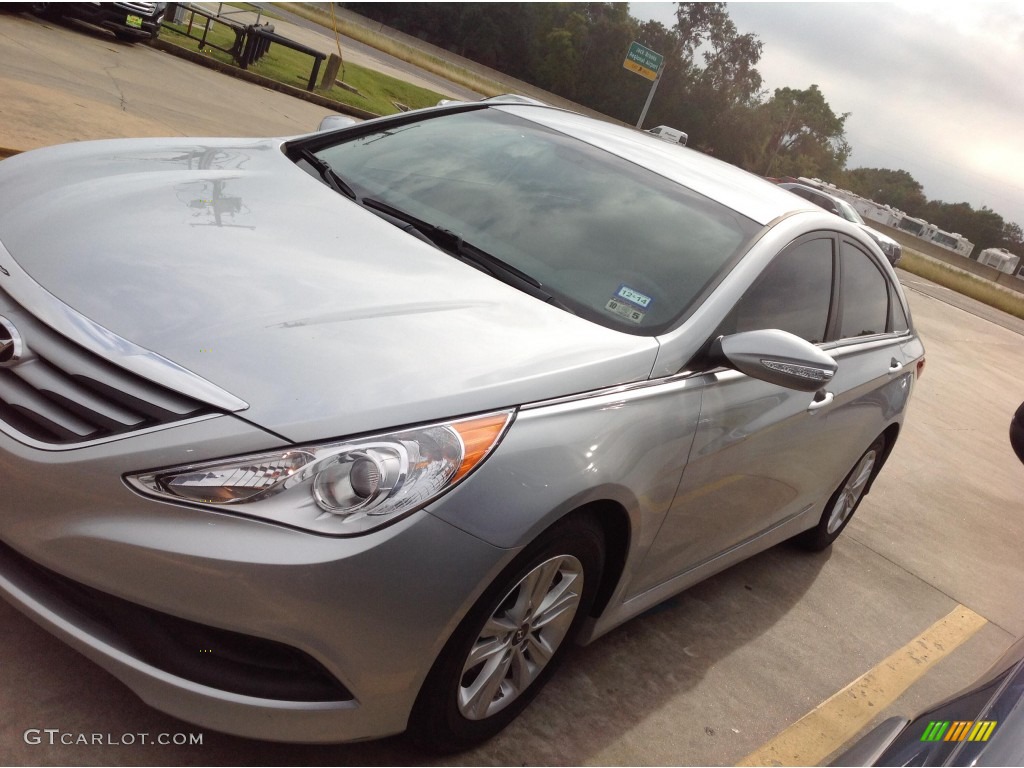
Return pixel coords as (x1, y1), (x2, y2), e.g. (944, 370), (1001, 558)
(826, 448), (878, 534)
(457, 554), (584, 720)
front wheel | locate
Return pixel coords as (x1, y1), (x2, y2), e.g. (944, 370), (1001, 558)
(796, 436), (885, 551)
(409, 514), (605, 752)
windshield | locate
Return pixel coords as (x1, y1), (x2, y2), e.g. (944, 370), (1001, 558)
(310, 108), (759, 334)
(834, 198), (866, 225)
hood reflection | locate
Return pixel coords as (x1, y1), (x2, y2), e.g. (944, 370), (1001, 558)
(176, 179), (253, 230)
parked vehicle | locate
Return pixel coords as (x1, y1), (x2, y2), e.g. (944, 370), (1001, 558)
(778, 182), (903, 267)
(647, 124), (688, 146)
(0, 100), (923, 750)
(1012, 401), (1024, 464)
(29, 2), (166, 42)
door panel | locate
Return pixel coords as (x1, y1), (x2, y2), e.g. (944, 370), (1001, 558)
(634, 370), (840, 593)
(814, 339), (909, 488)
(632, 232), (911, 597)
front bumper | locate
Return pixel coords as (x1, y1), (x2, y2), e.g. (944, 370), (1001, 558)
(66, 4), (163, 38)
(0, 415), (509, 742)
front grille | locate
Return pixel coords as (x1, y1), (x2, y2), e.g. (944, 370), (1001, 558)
(0, 541), (354, 703)
(0, 289), (212, 445)
(114, 1), (158, 16)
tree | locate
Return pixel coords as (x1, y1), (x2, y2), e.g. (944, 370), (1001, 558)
(757, 86), (850, 179)
(843, 168), (927, 215)
(645, 3), (763, 146)
(565, 3), (644, 117)
(1000, 222), (1023, 254)
(916, 200), (1004, 254)
(341, 3), (853, 178)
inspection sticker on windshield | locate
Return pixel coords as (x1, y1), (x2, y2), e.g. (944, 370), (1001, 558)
(604, 285), (650, 324)
(615, 285), (653, 308)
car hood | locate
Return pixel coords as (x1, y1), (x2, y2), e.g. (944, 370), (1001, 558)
(0, 138), (659, 443)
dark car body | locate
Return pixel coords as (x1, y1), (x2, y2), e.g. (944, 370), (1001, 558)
(34, 2), (165, 42)
(835, 637), (1024, 765)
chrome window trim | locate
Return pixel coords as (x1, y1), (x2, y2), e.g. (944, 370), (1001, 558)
(521, 327), (911, 412)
(520, 371), (703, 411)
(822, 330), (911, 354)
(0, 242), (248, 413)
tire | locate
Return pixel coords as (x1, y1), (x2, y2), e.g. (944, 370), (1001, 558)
(409, 514), (605, 753)
(796, 436), (885, 551)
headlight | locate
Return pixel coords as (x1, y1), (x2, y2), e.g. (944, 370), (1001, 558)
(125, 411), (513, 535)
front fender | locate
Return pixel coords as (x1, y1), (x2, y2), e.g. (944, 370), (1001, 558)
(426, 375), (705, 572)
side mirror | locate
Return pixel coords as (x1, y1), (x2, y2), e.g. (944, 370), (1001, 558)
(318, 114), (357, 132)
(709, 329), (837, 392)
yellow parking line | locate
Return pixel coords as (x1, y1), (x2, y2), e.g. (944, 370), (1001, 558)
(738, 604), (988, 767)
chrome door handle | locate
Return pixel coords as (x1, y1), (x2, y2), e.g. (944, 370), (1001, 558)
(888, 359), (904, 374)
(808, 391), (834, 411)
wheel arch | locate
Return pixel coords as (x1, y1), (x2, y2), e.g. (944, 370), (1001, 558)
(565, 500), (631, 619)
(864, 421), (900, 496)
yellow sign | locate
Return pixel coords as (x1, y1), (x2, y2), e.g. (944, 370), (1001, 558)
(623, 57), (657, 81)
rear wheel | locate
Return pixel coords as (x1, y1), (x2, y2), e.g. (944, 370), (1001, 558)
(797, 436), (885, 551)
(409, 514), (605, 752)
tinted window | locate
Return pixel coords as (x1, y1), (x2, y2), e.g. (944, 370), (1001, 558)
(789, 186), (818, 203)
(788, 187), (837, 214)
(840, 243), (889, 338)
(313, 109), (760, 334)
(890, 284), (909, 332)
(723, 237), (834, 344)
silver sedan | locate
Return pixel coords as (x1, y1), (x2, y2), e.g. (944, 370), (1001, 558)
(0, 100), (924, 750)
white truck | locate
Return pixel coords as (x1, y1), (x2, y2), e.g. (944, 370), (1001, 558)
(646, 125), (688, 146)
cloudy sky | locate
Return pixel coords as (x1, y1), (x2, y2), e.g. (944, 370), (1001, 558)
(629, 2), (1024, 229)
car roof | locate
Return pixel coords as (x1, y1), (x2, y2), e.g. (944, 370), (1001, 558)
(495, 105), (812, 227)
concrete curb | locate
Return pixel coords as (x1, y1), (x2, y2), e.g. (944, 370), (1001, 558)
(149, 38), (381, 121)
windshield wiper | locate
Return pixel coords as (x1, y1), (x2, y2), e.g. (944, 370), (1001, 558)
(298, 149), (358, 201)
(360, 197), (574, 313)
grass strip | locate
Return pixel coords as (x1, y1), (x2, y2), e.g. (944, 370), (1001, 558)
(899, 250), (1024, 320)
(161, 21), (444, 116)
(275, 3), (507, 98)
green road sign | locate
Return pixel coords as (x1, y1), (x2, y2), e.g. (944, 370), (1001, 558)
(624, 41), (664, 81)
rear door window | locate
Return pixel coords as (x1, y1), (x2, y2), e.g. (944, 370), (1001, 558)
(839, 242), (890, 338)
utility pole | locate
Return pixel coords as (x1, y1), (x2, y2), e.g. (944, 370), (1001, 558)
(636, 62), (665, 129)
(623, 42), (665, 129)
